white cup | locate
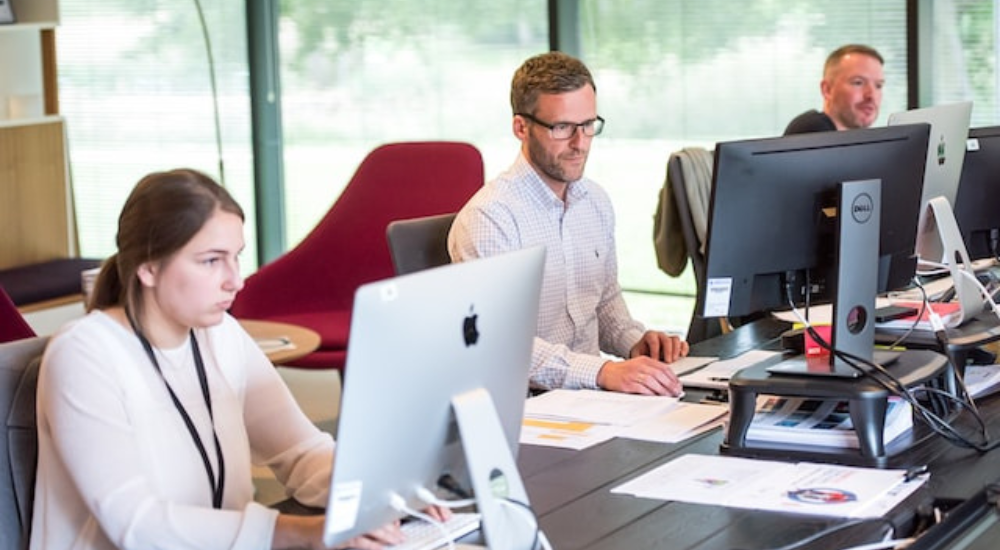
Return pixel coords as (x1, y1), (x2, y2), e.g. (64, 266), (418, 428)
(8, 94), (44, 119)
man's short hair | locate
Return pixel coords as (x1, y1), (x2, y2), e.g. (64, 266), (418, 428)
(510, 51), (596, 115)
(823, 44), (884, 78)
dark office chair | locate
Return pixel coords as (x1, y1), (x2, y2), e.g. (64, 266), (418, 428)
(655, 147), (725, 344)
(0, 336), (46, 550)
(386, 213), (457, 276)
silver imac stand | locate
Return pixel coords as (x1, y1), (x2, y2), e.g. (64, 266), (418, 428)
(918, 196), (983, 327)
(452, 388), (538, 549)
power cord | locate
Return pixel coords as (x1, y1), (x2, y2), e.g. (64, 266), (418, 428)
(415, 486), (476, 510)
(497, 498), (552, 550)
(918, 258), (1000, 322)
(417, 485), (552, 549)
(882, 276), (929, 350)
(783, 281), (997, 452)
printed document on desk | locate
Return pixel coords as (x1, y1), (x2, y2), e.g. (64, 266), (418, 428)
(772, 298), (965, 330)
(611, 453), (927, 518)
(520, 389), (726, 449)
(964, 364), (1000, 399)
(523, 389), (681, 425)
(678, 349), (783, 390)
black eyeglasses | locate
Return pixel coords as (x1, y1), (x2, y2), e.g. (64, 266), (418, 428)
(516, 113), (605, 140)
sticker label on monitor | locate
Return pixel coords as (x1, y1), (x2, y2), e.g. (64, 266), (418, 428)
(704, 278), (732, 317)
(328, 480), (363, 532)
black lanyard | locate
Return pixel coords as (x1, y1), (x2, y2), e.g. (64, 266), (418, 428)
(127, 312), (226, 509)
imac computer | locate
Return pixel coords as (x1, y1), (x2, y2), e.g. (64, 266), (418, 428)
(702, 124), (930, 376)
(322, 247), (545, 549)
(954, 125), (1000, 262)
(887, 101), (977, 325)
(887, 101), (972, 256)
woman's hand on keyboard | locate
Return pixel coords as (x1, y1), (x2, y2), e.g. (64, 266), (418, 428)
(335, 520), (406, 550)
(423, 505), (452, 523)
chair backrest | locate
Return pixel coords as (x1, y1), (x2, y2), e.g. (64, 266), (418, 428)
(0, 286), (35, 344)
(386, 213), (457, 275)
(0, 336), (46, 550)
(231, 141), (483, 318)
(665, 148), (720, 344)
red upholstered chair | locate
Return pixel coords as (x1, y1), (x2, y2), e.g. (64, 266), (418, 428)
(229, 141), (484, 371)
(0, 285), (35, 344)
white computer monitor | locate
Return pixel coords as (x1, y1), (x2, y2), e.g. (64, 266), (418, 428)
(322, 247), (545, 549)
(889, 101), (981, 326)
(888, 100), (972, 263)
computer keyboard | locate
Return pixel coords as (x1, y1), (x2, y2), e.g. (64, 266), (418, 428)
(389, 512), (482, 550)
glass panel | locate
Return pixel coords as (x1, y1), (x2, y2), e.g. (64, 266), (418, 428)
(59, 0), (256, 270)
(926, 0), (997, 126)
(578, 0), (908, 310)
(278, 0), (548, 247)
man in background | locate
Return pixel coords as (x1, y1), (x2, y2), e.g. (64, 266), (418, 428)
(448, 51), (688, 396)
(784, 44), (884, 135)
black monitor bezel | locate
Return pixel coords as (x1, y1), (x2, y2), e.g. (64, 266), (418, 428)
(703, 124), (931, 318)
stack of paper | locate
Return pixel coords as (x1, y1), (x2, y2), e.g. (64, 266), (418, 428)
(744, 396), (913, 449)
(678, 350), (783, 390)
(963, 365), (1000, 399)
(612, 453), (927, 518)
(520, 389), (727, 450)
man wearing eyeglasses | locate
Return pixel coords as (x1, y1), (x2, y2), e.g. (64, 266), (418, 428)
(448, 51), (688, 396)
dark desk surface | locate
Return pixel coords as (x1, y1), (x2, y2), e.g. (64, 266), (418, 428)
(518, 318), (1000, 550)
(876, 308), (1000, 360)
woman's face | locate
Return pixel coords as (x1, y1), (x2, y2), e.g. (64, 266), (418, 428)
(138, 208), (245, 345)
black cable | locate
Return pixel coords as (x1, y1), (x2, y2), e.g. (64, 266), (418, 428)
(884, 277), (928, 350)
(437, 474), (473, 500)
(501, 497), (543, 550)
(783, 278), (997, 452)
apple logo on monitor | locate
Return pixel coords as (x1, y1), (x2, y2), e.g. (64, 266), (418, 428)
(463, 305), (480, 346)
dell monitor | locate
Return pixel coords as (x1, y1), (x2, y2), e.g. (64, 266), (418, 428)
(702, 124), (930, 375)
(322, 247), (544, 549)
(954, 125), (1000, 262)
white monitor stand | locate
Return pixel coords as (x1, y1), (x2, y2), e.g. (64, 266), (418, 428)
(452, 388), (538, 549)
(918, 196), (983, 327)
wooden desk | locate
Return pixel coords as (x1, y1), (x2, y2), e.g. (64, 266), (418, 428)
(517, 318), (1000, 550)
(238, 319), (321, 365)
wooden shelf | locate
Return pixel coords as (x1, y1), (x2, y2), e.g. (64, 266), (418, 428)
(0, 0), (72, 271)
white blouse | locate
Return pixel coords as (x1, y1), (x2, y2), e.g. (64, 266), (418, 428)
(31, 311), (334, 550)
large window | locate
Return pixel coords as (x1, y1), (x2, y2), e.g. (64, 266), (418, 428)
(576, 0), (909, 330)
(59, 0), (255, 268)
(56, 1), (1000, 334)
(277, 0), (548, 245)
(924, 0), (998, 125)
